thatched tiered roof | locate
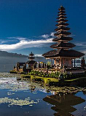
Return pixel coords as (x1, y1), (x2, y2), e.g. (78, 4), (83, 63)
(53, 36), (73, 42)
(50, 42), (75, 49)
(43, 6), (84, 58)
(28, 52), (35, 60)
(43, 49), (84, 58)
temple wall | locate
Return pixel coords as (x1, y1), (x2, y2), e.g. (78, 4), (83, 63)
(19, 68), (23, 72)
(54, 59), (57, 65)
(54, 58), (73, 69)
(14, 68), (17, 72)
(14, 67), (23, 72)
(62, 58), (72, 68)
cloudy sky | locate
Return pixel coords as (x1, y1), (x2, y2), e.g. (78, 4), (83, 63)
(0, 0), (86, 56)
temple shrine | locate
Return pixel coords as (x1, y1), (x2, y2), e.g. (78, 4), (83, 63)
(26, 52), (37, 69)
(43, 6), (84, 69)
(14, 52), (37, 73)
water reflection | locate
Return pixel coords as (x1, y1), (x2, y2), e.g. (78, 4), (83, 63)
(0, 77), (44, 92)
(83, 91), (86, 95)
(0, 75), (86, 116)
(0, 76), (55, 116)
(43, 94), (85, 116)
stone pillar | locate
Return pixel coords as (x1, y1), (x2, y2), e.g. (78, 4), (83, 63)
(74, 59), (75, 68)
(59, 58), (62, 68)
(69, 59), (72, 68)
(71, 59), (73, 68)
(54, 59), (57, 65)
(81, 57), (85, 68)
(63, 58), (65, 68)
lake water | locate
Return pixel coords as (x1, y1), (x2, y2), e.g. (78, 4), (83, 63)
(0, 57), (81, 72)
(0, 73), (86, 116)
(0, 56), (48, 72)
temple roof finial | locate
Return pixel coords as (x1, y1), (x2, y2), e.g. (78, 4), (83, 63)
(29, 52), (34, 56)
(59, 6), (65, 10)
(60, 5), (63, 7)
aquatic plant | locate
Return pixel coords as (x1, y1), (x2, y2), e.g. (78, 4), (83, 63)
(0, 97), (38, 106)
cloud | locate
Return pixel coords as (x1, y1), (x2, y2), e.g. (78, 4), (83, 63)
(8, 37), (27, 41)
(0, 38), (53, 51)
(0, 31), (85, 53)
(75, 42), (86, 48)
(81, 50), (86, 53)
(35, 54), (43, 57)
(74, 42), (86, 56)
(0, 32), (55, 51)
(70, 34), (76, 37)
(0, 40), (7, 44)
(50, 32), (55, 37)
(41, 34), (50, 38)
(41, 32), (55, 38)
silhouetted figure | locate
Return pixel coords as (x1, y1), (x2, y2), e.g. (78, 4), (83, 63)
(81, 57), (85, 68)
(38, 63), (41, 68)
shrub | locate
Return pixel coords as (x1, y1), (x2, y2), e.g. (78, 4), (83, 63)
(46, 61), (52, 69)
(29, 70), (61, 78)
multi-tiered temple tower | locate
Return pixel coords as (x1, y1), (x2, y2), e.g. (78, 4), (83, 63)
(28, 52), (35, 61)
(43, 6), (84, 69)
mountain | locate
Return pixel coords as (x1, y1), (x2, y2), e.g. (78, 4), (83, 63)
(0, 50), (53, 72)
(0, 51), (48, 72)
(0, 51), (27, 57)
(0, 50), (49, 62)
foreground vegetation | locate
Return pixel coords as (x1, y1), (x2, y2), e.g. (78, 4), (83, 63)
(29, 70), (60, 78)
(10, 70), (17, 73)
(10, 69), (86, 87)
(21, 75), (59, 85)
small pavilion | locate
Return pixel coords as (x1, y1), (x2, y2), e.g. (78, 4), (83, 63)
(14, 52), (37, 73)
(26, 52), (37, 70)
(43, 6), (84, 69)
(16, 62), (25, 71)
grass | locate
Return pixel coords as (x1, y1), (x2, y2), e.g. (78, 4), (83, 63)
(21, 74), (59, 84)
(31, 76), (59, 83)
(21, 74), (86, 86)
(21, 74), (31, 78)
(10, 70), (17, 73)
(65, 77), (86, 82)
